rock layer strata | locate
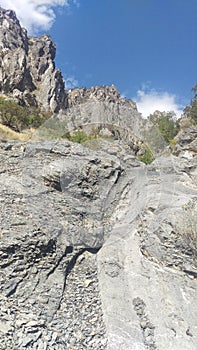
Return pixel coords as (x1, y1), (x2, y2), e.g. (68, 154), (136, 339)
(0, 127), (197, 349)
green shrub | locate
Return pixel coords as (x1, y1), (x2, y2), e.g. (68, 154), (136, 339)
(183, 84), (197, 125)
(63, 130), (92, 143)
(0, 97), (27, 131)
(148, 111), (180, 144)
(0, 97), (50, 131)
(26, 108), (51, 128)
(63, 129), (97, 144)
(137, 146), (155, 165)
(169, 138), (177, 151)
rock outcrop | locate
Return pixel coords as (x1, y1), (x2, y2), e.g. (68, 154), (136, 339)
(0, 127), (197, 349)
(172, 125), (197, 159)
(60, 85), (145, 140)
(0, 7), (65, 112)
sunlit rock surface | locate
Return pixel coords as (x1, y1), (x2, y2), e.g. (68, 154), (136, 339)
(0, 127), (196, 349)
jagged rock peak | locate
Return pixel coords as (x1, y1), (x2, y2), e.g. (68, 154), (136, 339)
(0, 6), (65, 112)
(28, 34), (56, 61)
(0, 7), (27, 51)
(0, 6), (17, 19)
(67, 84), (137, 109)
(0, 7), (20, 26)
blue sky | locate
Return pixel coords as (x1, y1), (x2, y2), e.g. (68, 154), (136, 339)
(1, 0), (197, 117)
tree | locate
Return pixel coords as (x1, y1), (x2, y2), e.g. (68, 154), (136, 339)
(0, 97), (51, 132)
(137, 146), (155, 165)
(183, 84), (197, 125)
(148, 111), (180, 143)
(0, 97), (27, 131)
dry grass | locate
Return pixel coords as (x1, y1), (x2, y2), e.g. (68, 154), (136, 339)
(0, 123), (69, 142)
(0, 123), (33, 141)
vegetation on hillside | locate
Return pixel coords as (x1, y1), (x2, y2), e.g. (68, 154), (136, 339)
(137, 145), (155, 165)
(0, 83), (196, 153)
(183, 84), (197, 125)
(143, 111), (180, 154)
(0, 122), (32, 141)
(63, 129), (100, 144)
(148, 111), (180, 142)
(64, 130), (91, 143)
(0, 97), (51, 132)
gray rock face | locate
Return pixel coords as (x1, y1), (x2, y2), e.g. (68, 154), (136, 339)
(0, 8), (28, 50)
(0, 8), (31, 94)
(0, 127), (197, 349)
(0, 141), (110, 349)
(27, 35), (65, 112)
(98, 128), (197, 350)
(67, 84), (135, 107)
(61, 85), (145, 140)
(0, 7), (65, 112)
(173, 125), (197, 159)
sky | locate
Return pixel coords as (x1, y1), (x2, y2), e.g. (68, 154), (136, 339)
(1, 0), (197, 118)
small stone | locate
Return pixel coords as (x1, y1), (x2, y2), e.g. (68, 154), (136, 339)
(145, 335), (154, 344)
(140, 320), (147, 329)
(52, 331), (58, 342)
(0, 321), (12, 334)
(83, 279), (92, 288)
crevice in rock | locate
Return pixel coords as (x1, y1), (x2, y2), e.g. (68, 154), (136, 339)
(44, 176), (62, 192)
(183, 269), (197, 279)
(35, 238), (56, 259)
(47, 244), (107, 348)
(60, 248), (87, 299)
(6, 273), (28, 297)
(0, 260), (15, 268)
(46, 245), (73, 278)
(47, 245), (101, 325)
(54, 247), (101, 314)
(3, 244), (19, 255)
(133, 297), (157, 350)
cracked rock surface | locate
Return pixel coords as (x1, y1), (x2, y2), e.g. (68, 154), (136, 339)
(0, 128), (197, 350)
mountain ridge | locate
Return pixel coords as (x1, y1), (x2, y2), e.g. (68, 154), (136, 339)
(0, 7), (142, 128)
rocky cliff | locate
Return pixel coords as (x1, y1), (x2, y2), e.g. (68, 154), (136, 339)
(60, 85), (145, 140)
(0, 7), (65, 112)
(0, 7), (144, 141)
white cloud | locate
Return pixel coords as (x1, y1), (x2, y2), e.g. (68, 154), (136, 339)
(0, 0), (76, 33)
(64, 76), (78, 89)
(134, 88), (183, 118)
